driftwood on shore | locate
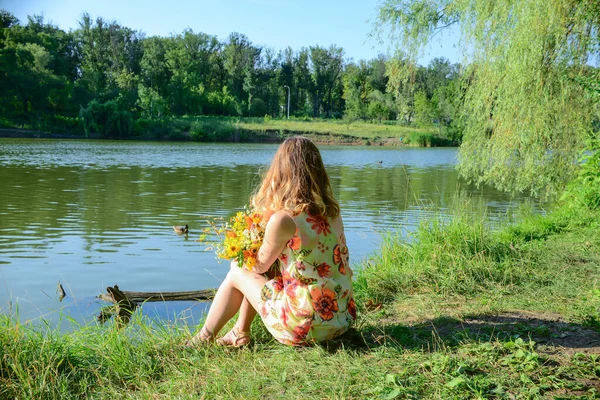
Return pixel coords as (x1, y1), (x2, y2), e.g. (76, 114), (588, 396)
(97, 285), (216, 325)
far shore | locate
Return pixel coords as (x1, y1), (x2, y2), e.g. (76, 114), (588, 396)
(0, 127), (446, 147)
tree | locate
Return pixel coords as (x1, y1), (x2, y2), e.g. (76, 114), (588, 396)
(162, 29), (221, 115)
(0, 14), (73, 117)
(293, 48), (313, 116)
(342, 61), (371, 120)
(412, 90), (434, 127)
(77, 13), (143, 101)
(309, 45), (344, 117)
(385, 51), (417, 123)
(377, 0), (600, 197)
(223, 32), (260, 104)
(367, 90), (395, 121)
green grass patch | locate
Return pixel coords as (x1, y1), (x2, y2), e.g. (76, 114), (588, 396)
(1, 201), (599, 398)
(180, 115), (451, 145)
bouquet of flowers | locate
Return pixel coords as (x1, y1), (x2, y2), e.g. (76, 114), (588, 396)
(201, 209), (265, 270)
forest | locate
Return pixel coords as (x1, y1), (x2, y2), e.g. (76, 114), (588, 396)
(0, 10), (462, 141)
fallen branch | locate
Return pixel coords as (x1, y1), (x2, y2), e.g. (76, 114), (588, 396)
(98, 286), (216, 303)
(97, 285), (216, 325)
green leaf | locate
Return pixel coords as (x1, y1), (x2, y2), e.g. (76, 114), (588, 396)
(382, 387), (401, 399)
(445, 376), (466, 389)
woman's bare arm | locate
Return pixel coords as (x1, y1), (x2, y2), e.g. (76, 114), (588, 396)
(248, 210), (295, 274)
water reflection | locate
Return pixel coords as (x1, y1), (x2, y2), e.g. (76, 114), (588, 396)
(0, 139), (535, 326)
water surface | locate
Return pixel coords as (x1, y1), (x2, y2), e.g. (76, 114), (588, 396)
(0, 139), (534, 327)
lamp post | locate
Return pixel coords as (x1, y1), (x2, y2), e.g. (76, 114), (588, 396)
(283, 85), (290, 119)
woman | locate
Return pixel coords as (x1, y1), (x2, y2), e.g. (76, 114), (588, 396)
(188, 136), (356, 346)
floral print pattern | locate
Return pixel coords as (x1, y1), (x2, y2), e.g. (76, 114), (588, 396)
(306, 215), (332, 235)
(311, 287), (339, 321)
(259, 212), (356, 346)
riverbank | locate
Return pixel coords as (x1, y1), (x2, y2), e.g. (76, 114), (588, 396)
(1, 199), (599, 398)
(0, 116), (454, 147)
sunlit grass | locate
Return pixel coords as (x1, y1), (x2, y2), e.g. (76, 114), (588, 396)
(183, 115), (451, 145)
(1, 200), (599, 398)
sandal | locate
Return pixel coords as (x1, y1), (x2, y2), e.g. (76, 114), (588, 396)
(185, 327), (214, 347)
(216, 328), (251, 348)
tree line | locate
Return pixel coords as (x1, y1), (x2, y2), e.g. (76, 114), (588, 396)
(0, 9), (463, 140)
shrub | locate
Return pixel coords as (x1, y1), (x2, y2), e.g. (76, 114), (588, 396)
(189, 121), (204, 141)
(249, 98), (268, 117)
(562, 138), (600, 210)
(80, 100), (133, 139)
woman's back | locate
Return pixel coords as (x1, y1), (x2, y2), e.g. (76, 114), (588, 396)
(259, 212), (356, 345)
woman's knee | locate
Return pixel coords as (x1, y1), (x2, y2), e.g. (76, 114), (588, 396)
(227, 262), (245, 282)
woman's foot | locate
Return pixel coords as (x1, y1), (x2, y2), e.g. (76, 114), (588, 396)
(216, 328), (251, 348)
(185, 326), (214, 347)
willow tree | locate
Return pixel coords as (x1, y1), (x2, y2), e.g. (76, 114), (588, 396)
(376, 0), (600, 197)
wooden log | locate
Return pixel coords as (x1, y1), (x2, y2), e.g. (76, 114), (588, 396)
(120, 289), (216, 302)
(99, 285), (137, 326)
(97, 285), (215, 326)
(98, 286), (216, 304)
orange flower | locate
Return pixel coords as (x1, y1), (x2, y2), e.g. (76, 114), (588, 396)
(306, 215), (331, 235)
(226, 230), (237, 238)
(310, 287), (339, 321)
(245, 256), (257, 269)
(287, 235), (301, 251)
(291, 319), (312, 341)
(316, 262), (332, 278)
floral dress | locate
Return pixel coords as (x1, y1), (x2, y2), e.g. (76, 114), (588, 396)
(259, 212), (356, 346)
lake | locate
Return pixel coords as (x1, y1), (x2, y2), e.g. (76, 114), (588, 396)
(0, 139), (535, 328)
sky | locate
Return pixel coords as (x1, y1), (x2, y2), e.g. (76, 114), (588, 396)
(1, 0), (461, 66)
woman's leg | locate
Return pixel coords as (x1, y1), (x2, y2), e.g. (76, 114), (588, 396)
(214, 298), (256, 346)
(233, 298), (257, 333)
(192, 262), (267, 342)
(217, 265), (280, 345)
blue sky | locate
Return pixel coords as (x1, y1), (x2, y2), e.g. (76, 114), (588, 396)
(1, 0), (461, 65)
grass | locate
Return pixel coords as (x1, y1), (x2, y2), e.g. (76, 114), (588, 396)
(232, 117), (435, 140)
(182, 115), (452, 146)
(1, 201), (599, 398)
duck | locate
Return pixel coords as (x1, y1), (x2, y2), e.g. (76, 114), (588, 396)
(376, 161), (383, 164)
(173, 224), (189, 234)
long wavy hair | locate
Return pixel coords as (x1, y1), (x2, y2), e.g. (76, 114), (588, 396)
(251, 136), (340, 218)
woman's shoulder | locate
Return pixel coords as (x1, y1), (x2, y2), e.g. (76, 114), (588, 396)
(267, 210), (296, 235)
